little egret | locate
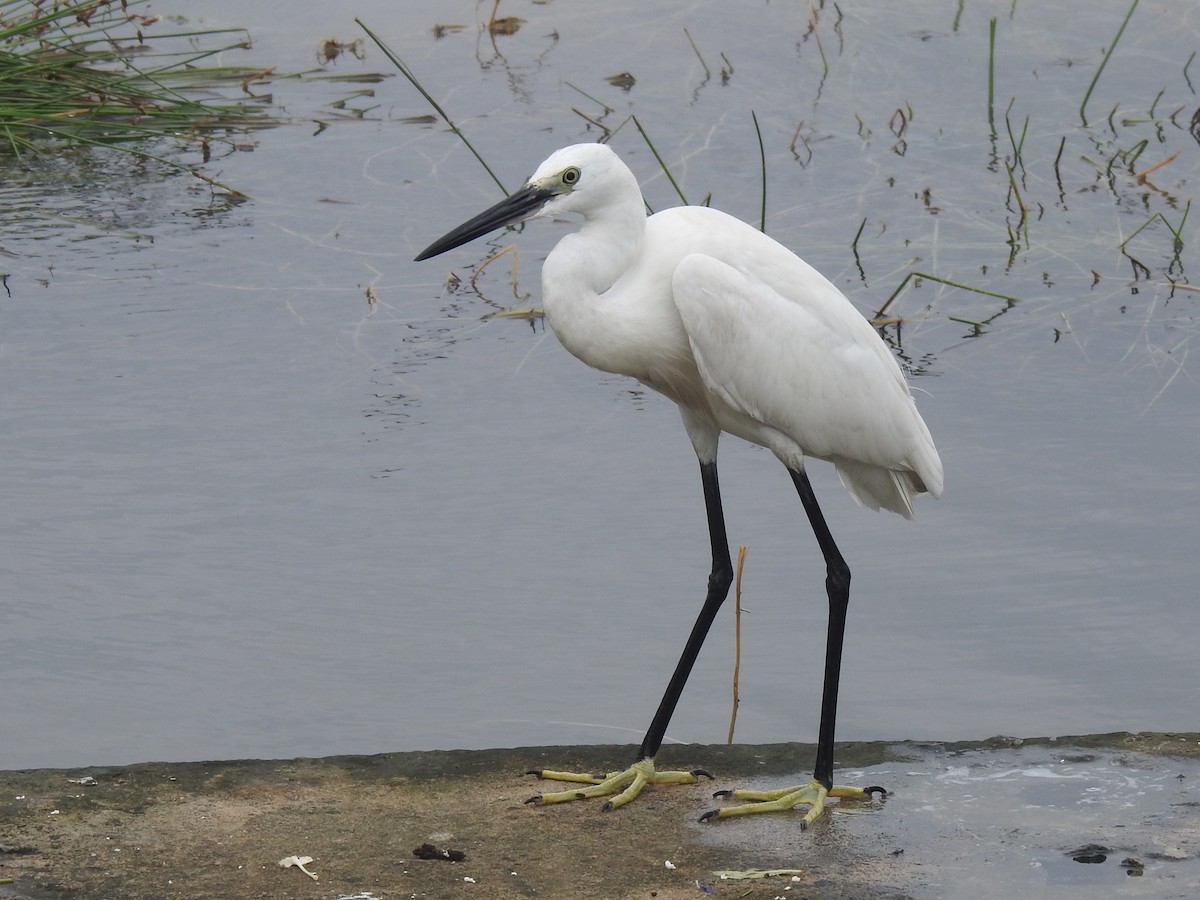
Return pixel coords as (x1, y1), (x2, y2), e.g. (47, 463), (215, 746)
(416, 142), (942, 825)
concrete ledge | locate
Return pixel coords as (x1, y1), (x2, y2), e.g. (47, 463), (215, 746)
(2, 733), (1198, 899)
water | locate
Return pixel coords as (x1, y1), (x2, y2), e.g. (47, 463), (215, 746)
(699, 739), (1200, 898)
(2, 1), (1197, 770)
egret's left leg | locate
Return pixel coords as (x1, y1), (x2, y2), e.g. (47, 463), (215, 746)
(701, 468), (886, 825)
(524, 460), (732, 811)
(525, 758), (712, 810)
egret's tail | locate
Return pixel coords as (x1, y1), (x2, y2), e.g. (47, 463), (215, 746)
(834, 454), (942, 520)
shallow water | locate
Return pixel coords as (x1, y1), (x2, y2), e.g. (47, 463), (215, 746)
(2, 1), (1198, 770)
(699, 738), (1200, 898)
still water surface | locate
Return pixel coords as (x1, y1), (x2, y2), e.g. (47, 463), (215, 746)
(2, 0), (1197, 769)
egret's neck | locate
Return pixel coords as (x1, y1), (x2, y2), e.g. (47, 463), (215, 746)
(538, 194), (707, 414)
(542, 197), (645, 302)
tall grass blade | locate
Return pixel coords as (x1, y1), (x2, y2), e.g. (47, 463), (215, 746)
(356, 18), (507, 195)
(631, 115), (688, 205)
(683, 28), (710, 80)
(1080, 0), (1140, 126)
(878, 271), (1021, 318)
(751, 110), (766, 232)
(987, 18), (997, 127)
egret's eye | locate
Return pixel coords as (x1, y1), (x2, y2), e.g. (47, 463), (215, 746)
(561, 166), (581, 186)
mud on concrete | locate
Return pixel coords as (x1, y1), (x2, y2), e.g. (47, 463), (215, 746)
(2, 733), (1198, 899)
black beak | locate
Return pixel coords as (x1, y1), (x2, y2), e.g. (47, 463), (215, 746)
(414, 184), (555, 261)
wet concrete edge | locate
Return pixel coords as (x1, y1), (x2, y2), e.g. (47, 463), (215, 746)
(2, 732), (1197, 899)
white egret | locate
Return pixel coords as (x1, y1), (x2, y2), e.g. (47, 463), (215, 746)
(415, 142), (942, 825)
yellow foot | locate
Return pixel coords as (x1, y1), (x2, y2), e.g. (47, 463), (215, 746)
(699, 777), (886, 827)
(525, 757), (712, 811)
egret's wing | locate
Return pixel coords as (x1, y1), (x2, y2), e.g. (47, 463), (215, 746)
(671, 253), (942, 516)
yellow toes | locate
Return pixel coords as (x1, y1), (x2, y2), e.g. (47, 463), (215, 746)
(700, 778), (885, 825)
(525, 758), (710, 809)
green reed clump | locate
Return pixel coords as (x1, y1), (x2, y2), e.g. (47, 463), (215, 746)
(1, 0), (273, 176)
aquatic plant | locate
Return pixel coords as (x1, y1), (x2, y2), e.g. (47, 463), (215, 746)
(0, 0), (275, 187)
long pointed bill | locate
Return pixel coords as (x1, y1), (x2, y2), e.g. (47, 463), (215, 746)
(414, 184), (555, 261)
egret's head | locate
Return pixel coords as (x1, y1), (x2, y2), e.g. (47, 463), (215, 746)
(523, 142), (623, 218)
(414, 143), (624, 261)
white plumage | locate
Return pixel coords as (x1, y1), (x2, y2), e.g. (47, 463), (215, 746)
(415, 140), (942, 823)
(526, 143), (942, 517)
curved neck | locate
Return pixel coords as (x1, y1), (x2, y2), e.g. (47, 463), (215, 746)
(544, 199), (646, 299)
(537, 204), (645, 378)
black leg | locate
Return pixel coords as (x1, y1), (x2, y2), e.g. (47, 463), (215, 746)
(521, 459), (730, 810)
(788, 467), (850, 790)
(527, 459), (874, 817)
(635, 459), (734, 760)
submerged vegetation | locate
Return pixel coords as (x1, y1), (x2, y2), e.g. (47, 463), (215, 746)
(0, 0), (276, 189)
(360, 16), (1021, 336)
(370, 0), (1195, 375)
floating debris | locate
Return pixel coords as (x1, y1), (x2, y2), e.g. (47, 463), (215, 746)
(488, 16), (524, 36)
(413, 842), (466, 862)
(714, 868), (806, 880)
(278, 855), (319, 880)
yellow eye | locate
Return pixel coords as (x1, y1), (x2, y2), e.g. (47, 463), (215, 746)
(561, 166), (581, 186)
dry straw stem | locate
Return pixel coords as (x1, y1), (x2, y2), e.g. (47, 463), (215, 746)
(1134, 149), (1181, 181)
(469, 244), (522, 297)
(726, 545), (749, 745)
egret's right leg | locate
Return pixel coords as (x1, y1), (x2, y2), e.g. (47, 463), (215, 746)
(699, 467), (886, 825)
(525, 460), (733, 810)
